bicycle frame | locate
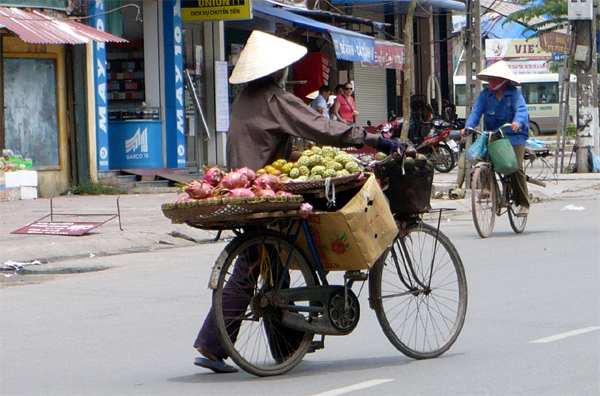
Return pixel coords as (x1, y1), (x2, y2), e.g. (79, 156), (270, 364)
(474, 161), (514, 217)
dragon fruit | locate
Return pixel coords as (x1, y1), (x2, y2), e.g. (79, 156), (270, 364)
(219, 171), (249, 190)
(185, 180), (214, 199)
(236, 167), (256, 182)
(253, 173), (282, 191)
(202, 166), (226, 187)
(223, 188), (255, 198)
(253, 185), (277, 198)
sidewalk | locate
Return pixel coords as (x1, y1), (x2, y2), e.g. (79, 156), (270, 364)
(1, 169), (599, 270)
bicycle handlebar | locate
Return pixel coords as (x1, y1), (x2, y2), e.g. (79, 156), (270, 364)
(465, 123), (514, 136)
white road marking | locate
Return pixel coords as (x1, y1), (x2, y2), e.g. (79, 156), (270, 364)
(310, 379), (394, 396)
(530, 326), (600, 343)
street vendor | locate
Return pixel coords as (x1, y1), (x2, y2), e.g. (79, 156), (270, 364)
(193, 30), (403, 374)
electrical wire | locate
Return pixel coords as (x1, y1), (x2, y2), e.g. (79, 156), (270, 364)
(0, 4), (142, 22)
(70, 4), (142, 23)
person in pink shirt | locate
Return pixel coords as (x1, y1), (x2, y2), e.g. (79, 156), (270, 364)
(331, 82), (359, 125)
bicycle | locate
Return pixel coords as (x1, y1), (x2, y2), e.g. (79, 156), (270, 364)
(166, 157), (468, 377)
(466, 125), (546, 238)
(524, 145), (558, 184)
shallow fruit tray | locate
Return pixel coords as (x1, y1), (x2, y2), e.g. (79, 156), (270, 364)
(281, 172), (365, 193)
(161, 195), (304, 227)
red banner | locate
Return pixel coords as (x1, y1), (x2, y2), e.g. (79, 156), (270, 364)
(361, 42), (405, 70)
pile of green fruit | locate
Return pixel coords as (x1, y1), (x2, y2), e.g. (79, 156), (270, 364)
(273, 146), (364, 182)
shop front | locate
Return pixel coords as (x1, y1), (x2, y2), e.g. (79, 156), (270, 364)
(0, 7), (126, 198)
(87, 1), (186, 174)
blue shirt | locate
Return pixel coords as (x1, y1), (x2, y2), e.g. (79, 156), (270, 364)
(310, 94), (329, 118)
(466, 86), (530, 146)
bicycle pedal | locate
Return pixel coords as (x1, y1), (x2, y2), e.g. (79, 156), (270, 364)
(345, 271), (368, 282)
(307, 339), (325, 353)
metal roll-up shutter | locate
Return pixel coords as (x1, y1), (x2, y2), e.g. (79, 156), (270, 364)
(353, 65), (388, 127)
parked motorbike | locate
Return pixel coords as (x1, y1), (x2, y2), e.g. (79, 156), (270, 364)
(374, 117), (458, 173)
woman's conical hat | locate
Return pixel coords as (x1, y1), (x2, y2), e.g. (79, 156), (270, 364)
(476, 61), (520, 86)
(229, 30), (307, 84)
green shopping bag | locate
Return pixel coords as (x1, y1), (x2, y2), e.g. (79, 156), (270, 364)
(488, 132), (518, 175)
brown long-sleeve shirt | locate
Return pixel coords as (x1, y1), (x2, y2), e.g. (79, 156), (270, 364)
(226, 77), (379, 170)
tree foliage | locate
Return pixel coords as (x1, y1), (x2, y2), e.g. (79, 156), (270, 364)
(503, 0), (568, 38)
(504, 0), (599, 73)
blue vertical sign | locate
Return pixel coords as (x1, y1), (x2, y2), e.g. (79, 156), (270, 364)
(163, 0), (186, 168)
(89, 0), (109, 171)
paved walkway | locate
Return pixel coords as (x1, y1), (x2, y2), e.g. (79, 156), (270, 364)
(1, 166), (598, 271)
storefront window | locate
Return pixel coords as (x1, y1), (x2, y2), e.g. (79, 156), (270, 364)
(3, 57), (59, 168)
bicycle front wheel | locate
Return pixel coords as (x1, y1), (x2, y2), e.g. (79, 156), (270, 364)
(369, 222), (468, 359)
(212, 230), (317, 377)
(508, 205), (527, 233)
(471, 165), (497, 238)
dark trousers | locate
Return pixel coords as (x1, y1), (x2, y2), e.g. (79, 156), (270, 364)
(511, 145), (530, 208)
(194, 242), (305, 360)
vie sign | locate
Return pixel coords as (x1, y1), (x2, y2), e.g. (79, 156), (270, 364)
(486, 38), (552, 61)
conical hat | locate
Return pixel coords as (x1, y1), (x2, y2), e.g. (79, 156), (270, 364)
(306, 90), (319, 100)
(229, 31), (307, 84)
(477, 61), (520, 86)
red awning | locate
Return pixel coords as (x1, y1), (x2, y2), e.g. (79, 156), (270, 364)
(0, 7), (127, 44)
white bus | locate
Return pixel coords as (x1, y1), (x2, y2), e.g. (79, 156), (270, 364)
(453, 73), (576, 135)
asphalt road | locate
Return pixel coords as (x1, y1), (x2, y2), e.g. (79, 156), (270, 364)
(1, 195), (599, 396)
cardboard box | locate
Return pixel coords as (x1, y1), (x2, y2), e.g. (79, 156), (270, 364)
(20, 186), (38, 200)
(4, 171), (20, 188)
(19, 171), (38, 187)
(300, 175), (398, 271)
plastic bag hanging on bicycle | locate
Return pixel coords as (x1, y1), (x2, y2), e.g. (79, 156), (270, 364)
(467, 132), (489, 164)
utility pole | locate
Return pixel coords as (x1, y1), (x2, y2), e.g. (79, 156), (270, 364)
(464, 0), (482, 120)
(460, 0), (482, 188)
(569, 0), (599, 172)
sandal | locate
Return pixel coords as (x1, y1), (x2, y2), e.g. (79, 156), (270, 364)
(194, 357), (238, 374)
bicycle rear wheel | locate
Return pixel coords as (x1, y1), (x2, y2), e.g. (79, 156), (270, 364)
(471, 165), (497, 238)
(369, 222), (468, 359)
(212, 230), (317, 377)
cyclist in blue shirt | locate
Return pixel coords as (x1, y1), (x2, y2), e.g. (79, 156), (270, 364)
(461, 61), (531, 217)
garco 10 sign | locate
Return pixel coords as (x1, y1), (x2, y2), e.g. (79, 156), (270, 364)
(181, 0), (252, 21)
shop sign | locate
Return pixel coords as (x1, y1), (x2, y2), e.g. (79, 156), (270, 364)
(163, 1), (186, 168)
(485, 38), (552, 60)
(361, 42), (404, 70)
(12, 221), (104, 236)
(503, 60), (551, 75)
(539, 32), (569, 54)
(331, 32), (375, 63)
(108, 122), (164, 168)
(181, 0), (252, 21)
(89, 1), (110, 171)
